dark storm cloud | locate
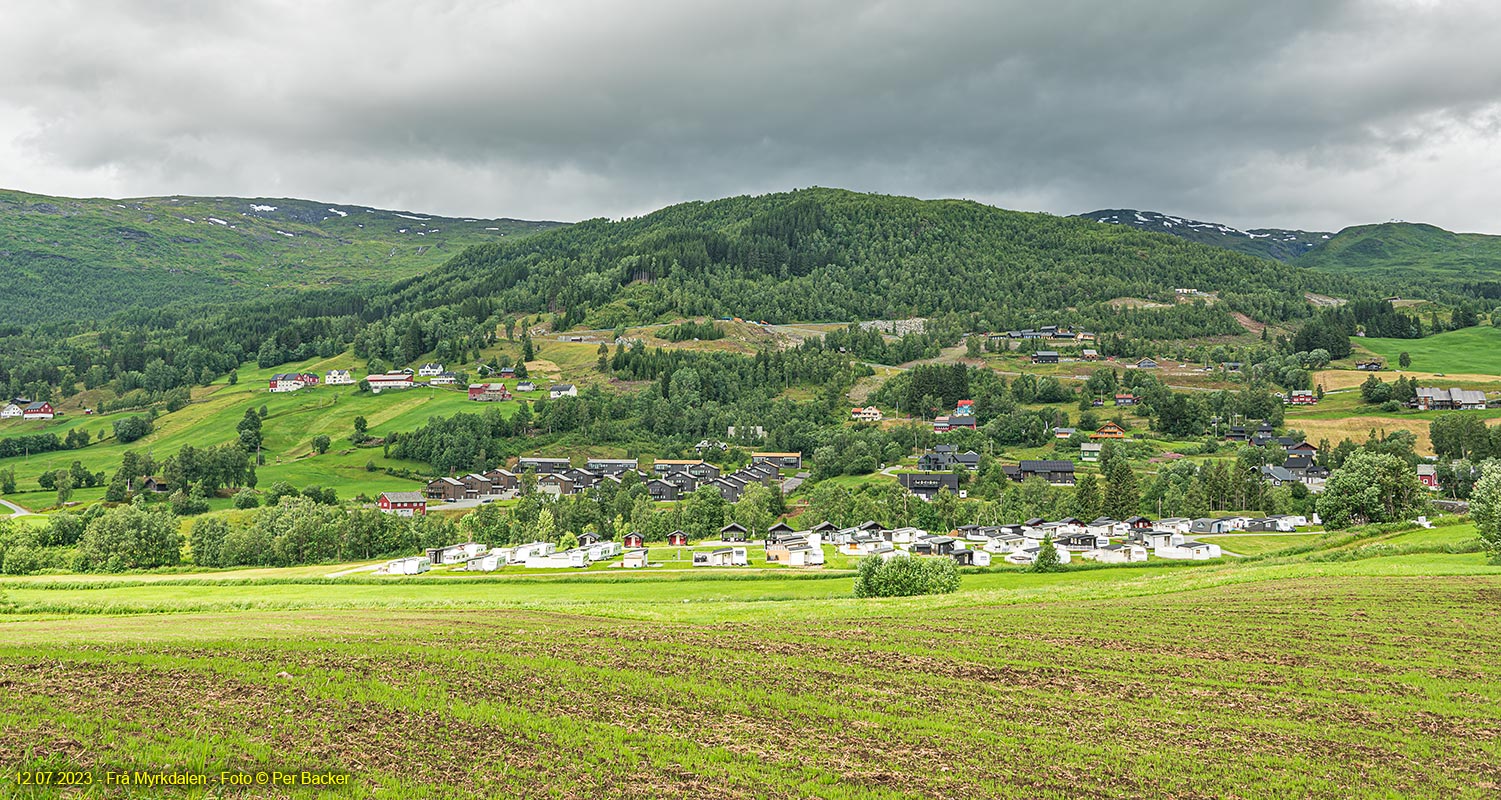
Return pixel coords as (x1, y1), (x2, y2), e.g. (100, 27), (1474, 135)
(2, 0), (1499, 231)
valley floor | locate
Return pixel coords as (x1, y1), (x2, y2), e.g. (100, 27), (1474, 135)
(1, 540), (1498, 799)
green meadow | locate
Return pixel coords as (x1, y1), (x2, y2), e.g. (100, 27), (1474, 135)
(1, 521), (1497, 799)
(1357, 325), (1501, 376)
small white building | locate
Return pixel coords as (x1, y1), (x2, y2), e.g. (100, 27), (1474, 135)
(1084, 543), (1148, 564)
(1005, 544), (1072, 565)
(1155, 518), (1193, 534)
(550, 383), (578, 399)
(693, 547), (748, 567)
(785, 545), (824, 566)
(516, 381), (537, 393)
(1134, 530), (1184, 550)
(527, 549), (590, 569)
(1, 403), (24, 419)
(380, 556), (431, 575)
(621, 548), (650, 568)
(971, 550), (992, 567)
(1155, 540), (1223, 560)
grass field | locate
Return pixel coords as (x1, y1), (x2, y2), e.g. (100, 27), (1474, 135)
(1356, 325), (1501, 376)
(1, 522), (1498, 799)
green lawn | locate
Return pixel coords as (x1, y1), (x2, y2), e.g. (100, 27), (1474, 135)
(1, 547), (1498, 798)
(1197, 533), (1328, 555)
(1357, 325), (1501, 376)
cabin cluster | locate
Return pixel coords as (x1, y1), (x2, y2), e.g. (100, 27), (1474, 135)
(406, 453), (802, 506)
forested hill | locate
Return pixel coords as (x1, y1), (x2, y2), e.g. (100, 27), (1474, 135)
(0, 188), (565, 326)
(385, 188), (1357, 331)
(1075, 209), (1332, 262)
(1291, 222), (1501, 286)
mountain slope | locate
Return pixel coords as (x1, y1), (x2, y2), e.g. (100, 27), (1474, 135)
(0, 189), (565, 325)
(1075, 209), (1332, 262)
(1292, 222), (1501, 281)
(386, 188), (1358, 332)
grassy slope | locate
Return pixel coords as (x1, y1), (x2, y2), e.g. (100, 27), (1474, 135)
(1355, 326), (1501, 376)
(0, 352), (543, 509)
(1294, 221), (1501, 280)
(0, 526), (1497, 798)
(0, 188), (565, 324)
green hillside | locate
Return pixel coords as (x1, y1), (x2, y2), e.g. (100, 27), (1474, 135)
(1356, 325), (1501, 375)
(1294, 222), (1501, 282)
(397, 188), (1360, 332)
(0, 188), (565, 325)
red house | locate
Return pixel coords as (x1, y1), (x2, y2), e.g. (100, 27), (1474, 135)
(377, 491), (427, 517)
(1289, 390), (1317, 405)
(623, 532), (645, 548)
(467, 383), (512, 402)
(21, 401), (54, 420)
(667, 530), (688, 546)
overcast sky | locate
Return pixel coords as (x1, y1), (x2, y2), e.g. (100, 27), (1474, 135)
(2, 0), (1499, 231)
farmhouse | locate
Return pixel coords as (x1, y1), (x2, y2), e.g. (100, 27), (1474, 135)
(1080, 442), (1102, 462)
(418, 363), (444, 377)
(1090, 421), (1127, 439)
(1032, 351), (1059, 364)
(467, 383), (512, 402)
(851, 406), (884, 422)
(366, 372), (414, 391)
(325, 369), (355, 385)
(1114, 393), (1137, 406)
(516, 381), (536, 392)
(1289, 390), (1317, 405)
(140, 476), (171, 493)
(1135, 358), (1159, 369)
(268, 373), (317, 393)
(1356, 359), (1384, 371)
(430, 371), (459, 386)
(549, 384), (578, 398)
(1415, 387), (1487, 410)
(424, 477), (466, 501)
(751, 452), (803, 469)
(377, 491), (427, 516)
(20, 401), (54, 420)
(0, 403), (20, 419)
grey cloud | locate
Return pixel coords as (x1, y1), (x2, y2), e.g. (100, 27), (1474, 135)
(1, 0), (1500, 231)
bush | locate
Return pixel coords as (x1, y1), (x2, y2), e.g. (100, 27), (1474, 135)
(1, 544), (43, 575)
(232, 489), (260, 509)
(853, 555), (960, 598)
(112, 415), (154, 443)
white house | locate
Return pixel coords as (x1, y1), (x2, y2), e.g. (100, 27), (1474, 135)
(882, 527), (922, 545)
(325, 369), (355, 385)
(1156, 540), (1223, 560)
(516, 381), (537, 393)
(379, 556), (431, 575)
(550, 383), (578, 399)
(621, 548), (649, 568)
(1084, 543), (1148, 564)
(1133, 530), (1184, 550)
(850, 406), (884, 422)
(429, 371), (459, 386)
(0, 403), (20, 419)
(1155, 518), (1193, 534)
(1085, 517), (1128, 538)
(418, 362), (444, 377)
(971, 550), (992, 567)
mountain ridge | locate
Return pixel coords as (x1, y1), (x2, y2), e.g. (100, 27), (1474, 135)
(1074, 208), (1332, 262)
(0, 188), (567, 325)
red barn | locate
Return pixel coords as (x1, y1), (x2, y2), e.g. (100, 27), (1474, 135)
(467, 383), (512, 402)
(377, 491), (427, 516)
(21, 401), (54, 420)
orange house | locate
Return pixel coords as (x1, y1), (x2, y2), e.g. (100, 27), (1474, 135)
(1090, 421), (1127, 439)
